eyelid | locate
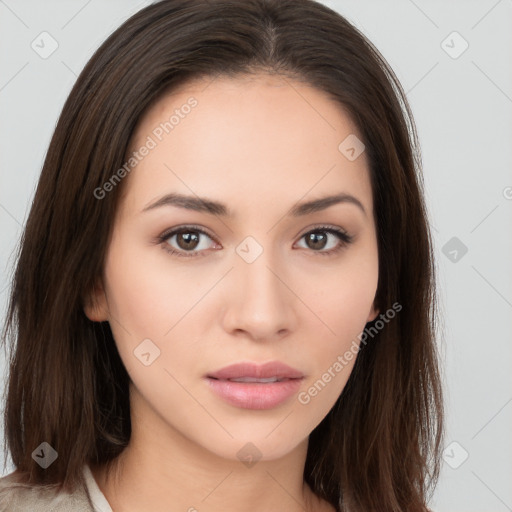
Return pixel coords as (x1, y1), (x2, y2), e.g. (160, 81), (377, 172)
(156, 224), (220, 257)
(297, 225), (354, 256)
(158, 224), (217, 243)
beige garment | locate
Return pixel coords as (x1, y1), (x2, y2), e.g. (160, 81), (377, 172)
(0, 464), (113, 512)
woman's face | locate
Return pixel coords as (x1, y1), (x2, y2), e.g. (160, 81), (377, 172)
(86, 73), (379, 461)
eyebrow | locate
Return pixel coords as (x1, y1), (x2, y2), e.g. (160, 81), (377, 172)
(141, 192), (367, 218)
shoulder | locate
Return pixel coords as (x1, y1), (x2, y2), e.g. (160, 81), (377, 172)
(0, 470), (94, 512)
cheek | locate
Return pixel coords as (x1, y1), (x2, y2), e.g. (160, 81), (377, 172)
(301, 252), (378, 401)
(103, 241), (201, 336)
(312, 253), (378, 340)
(319, 281), (376, 344)
(295, 288), (372, 421)
(101, 240), (211, 381)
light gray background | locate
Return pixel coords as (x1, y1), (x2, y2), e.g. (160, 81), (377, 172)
(1, 1), (511, 511)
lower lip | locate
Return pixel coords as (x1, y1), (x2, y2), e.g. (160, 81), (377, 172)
(205, 377), (303, 410)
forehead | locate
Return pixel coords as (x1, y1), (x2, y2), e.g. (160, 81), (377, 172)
(120, 73), (373, 220)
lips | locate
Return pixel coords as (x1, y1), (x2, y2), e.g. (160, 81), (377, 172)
(205, 361), (305, 409)
(206, 361), (304, 381)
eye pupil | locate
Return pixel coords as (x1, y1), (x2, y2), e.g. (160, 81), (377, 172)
(306, 232), (327, 250)
(177, 231), (200, 250)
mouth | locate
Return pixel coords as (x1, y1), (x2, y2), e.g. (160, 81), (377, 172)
(208, 376), (299, 383)
(204, 361), (305, 410)
(206, 361), (304, 381)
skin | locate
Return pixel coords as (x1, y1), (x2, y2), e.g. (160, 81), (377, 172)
(85, 73), (379, 512)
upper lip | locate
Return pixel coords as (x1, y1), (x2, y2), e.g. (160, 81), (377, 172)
(206, 361), (304, 380)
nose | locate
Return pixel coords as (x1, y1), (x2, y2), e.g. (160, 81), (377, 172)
(221, 250), (298, 342)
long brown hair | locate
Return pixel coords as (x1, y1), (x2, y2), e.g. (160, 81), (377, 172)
(1, 1), (444, 510)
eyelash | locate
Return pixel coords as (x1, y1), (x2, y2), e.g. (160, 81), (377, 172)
(156, 224), (354, 258)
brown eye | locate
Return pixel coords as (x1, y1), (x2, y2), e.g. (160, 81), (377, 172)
(304, 231), (328, 250)
(174, 231), (201, 250)
(297, 227), (354, 256)
(158, 226), (218, 258)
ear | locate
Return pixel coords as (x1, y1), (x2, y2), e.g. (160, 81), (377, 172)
(366, 302), (379, 323)
(83, 277), (109, 322)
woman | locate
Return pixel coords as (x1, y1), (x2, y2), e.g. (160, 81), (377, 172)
(0, 0), (444, 510)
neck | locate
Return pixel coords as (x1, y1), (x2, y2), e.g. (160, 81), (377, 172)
(90, 386), (330, 512)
